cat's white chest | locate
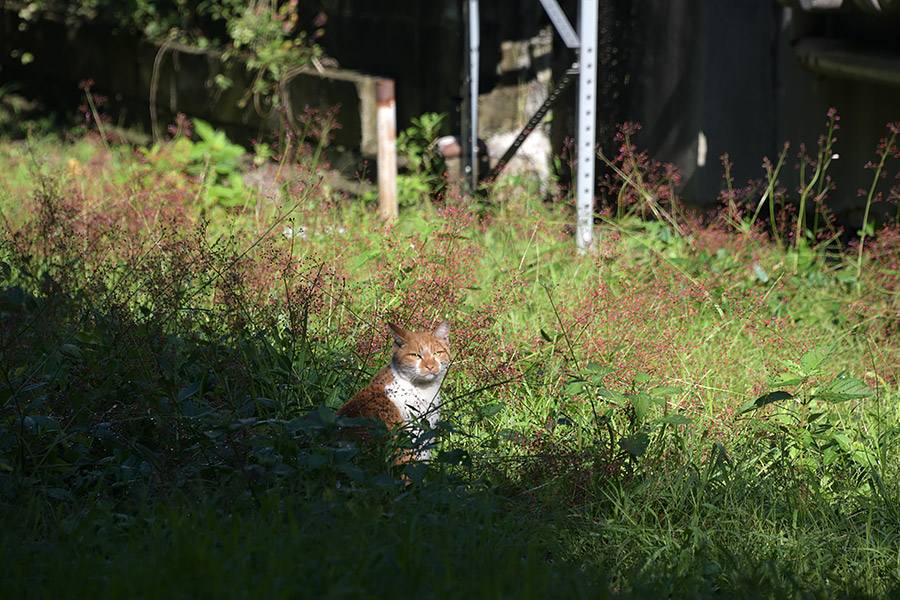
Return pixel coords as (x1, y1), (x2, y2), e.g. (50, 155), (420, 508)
(385, 366), (442, 429)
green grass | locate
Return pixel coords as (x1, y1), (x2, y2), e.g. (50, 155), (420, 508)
(2, 121), (900, 598)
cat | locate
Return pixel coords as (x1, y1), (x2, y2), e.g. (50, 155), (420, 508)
(337, 321), (451, 463)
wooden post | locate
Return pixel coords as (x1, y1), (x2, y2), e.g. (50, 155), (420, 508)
(376, 78), (398, 221)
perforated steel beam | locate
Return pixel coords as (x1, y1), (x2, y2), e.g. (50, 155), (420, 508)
(576, 0), (598, 251)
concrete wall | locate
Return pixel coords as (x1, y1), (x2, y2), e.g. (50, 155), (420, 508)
(0, 7), (380, 171)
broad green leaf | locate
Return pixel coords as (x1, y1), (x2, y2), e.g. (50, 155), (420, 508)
(596, 387), (624, 404)
(629, 392), (653, 422)
(831, 432), (852, 453)
(650, 386), (684, 397)
(779, 359), (802, 374)
(799, 345), (833, 376)
(476, 402), (504, 419)
(437, 449), (470, 466)
(58, 343), (84, 360)
(177, 381), (202, 403)
(584, 362), (610, 376)
(564, 379), (588, 397)
(633, 372), (651, 384)
(656, 414), (691, 426)
(29, 415), (61, 431)
(338, 462), (365, 482)
(619, 432), (650, 457)
(403, 462), (428, 484)
(815, 372), (874, 403)
(739, 390), (792, 414)
(192, 118), (216, 142)
(852, 448), (878, 467)
(74, 331), (103, 345)
(769, 373), (805, 387)
(585, 362), (613, 385)
(497, 428), (521, 442)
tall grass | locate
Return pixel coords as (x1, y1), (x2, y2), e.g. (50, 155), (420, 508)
(1, 109), (900, 598)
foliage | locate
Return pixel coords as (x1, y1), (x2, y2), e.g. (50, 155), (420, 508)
(395, 112), (448, 207)
(9, 0), (322, 115)
(222, 0), (321, 110)
(2, 111), (900, 597)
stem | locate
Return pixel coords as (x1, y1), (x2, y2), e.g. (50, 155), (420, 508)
(857, 128), (899, 281)
(83, 85), (110, 153)
(751, 144), (788, 246)
(795, 120), (836, 251)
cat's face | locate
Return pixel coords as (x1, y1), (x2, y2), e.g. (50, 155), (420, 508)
(389, 322), (451, 384)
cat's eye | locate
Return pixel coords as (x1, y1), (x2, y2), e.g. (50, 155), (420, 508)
(434, 350), (446, 356)
(409, 353), (422, 359)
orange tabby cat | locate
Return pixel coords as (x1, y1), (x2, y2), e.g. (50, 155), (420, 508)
(337, 322), (451, 463)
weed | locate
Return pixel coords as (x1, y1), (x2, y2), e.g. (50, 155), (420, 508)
(2, 112), (900, 597)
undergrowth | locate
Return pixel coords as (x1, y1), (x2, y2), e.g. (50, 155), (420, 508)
(1, 107), (900, 598)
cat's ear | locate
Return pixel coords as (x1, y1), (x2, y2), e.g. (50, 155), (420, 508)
(432, 321), (450, 344)
(388, 323), (409, 347)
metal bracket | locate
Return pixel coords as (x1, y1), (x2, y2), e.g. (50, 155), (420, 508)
(488, 66), (579, 181)
(538, 0), (581, 49)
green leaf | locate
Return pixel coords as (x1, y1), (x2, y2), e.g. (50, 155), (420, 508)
(338, 462), (365, 482)
(831, 432), (852, 453)
(769, 373), (805, 387)
(633, 372), (651, 384)
(815, 372), (874, 402)
(406, 215), (443, 239)
(497, 428), (520, 442)
(739, 390), (792, 414)
(619, 432), (650, 457)
(851, 448), (878, 467)
(177, 381), (202, 403)
(584, 362), (610, 376)
(656, 414), (691, 426)
(74, 330), (103, 346)
(596, 387), (624, 404)
(403, 462), (428, 485)
(305, 452), (328, 470)
(192, 118), (216, 143)
(564, 379), (588, 397)
(799, 345), (833, 376)
(584, 362), (612, 385)
(628, 392), (653, 422)
(58, 343), (84, 360)
(437, 449), (471, 466)
(476, 402), (504, 419)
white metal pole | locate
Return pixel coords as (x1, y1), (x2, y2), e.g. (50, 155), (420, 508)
(467, 0), (480, 189)
(576, 0), (598, 251)
(376, 79), (398, 221)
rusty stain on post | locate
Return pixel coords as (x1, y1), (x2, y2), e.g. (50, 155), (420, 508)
(376, 78), (398, 222)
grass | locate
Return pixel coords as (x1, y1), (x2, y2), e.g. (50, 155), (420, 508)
(2, 105), (900, 598)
